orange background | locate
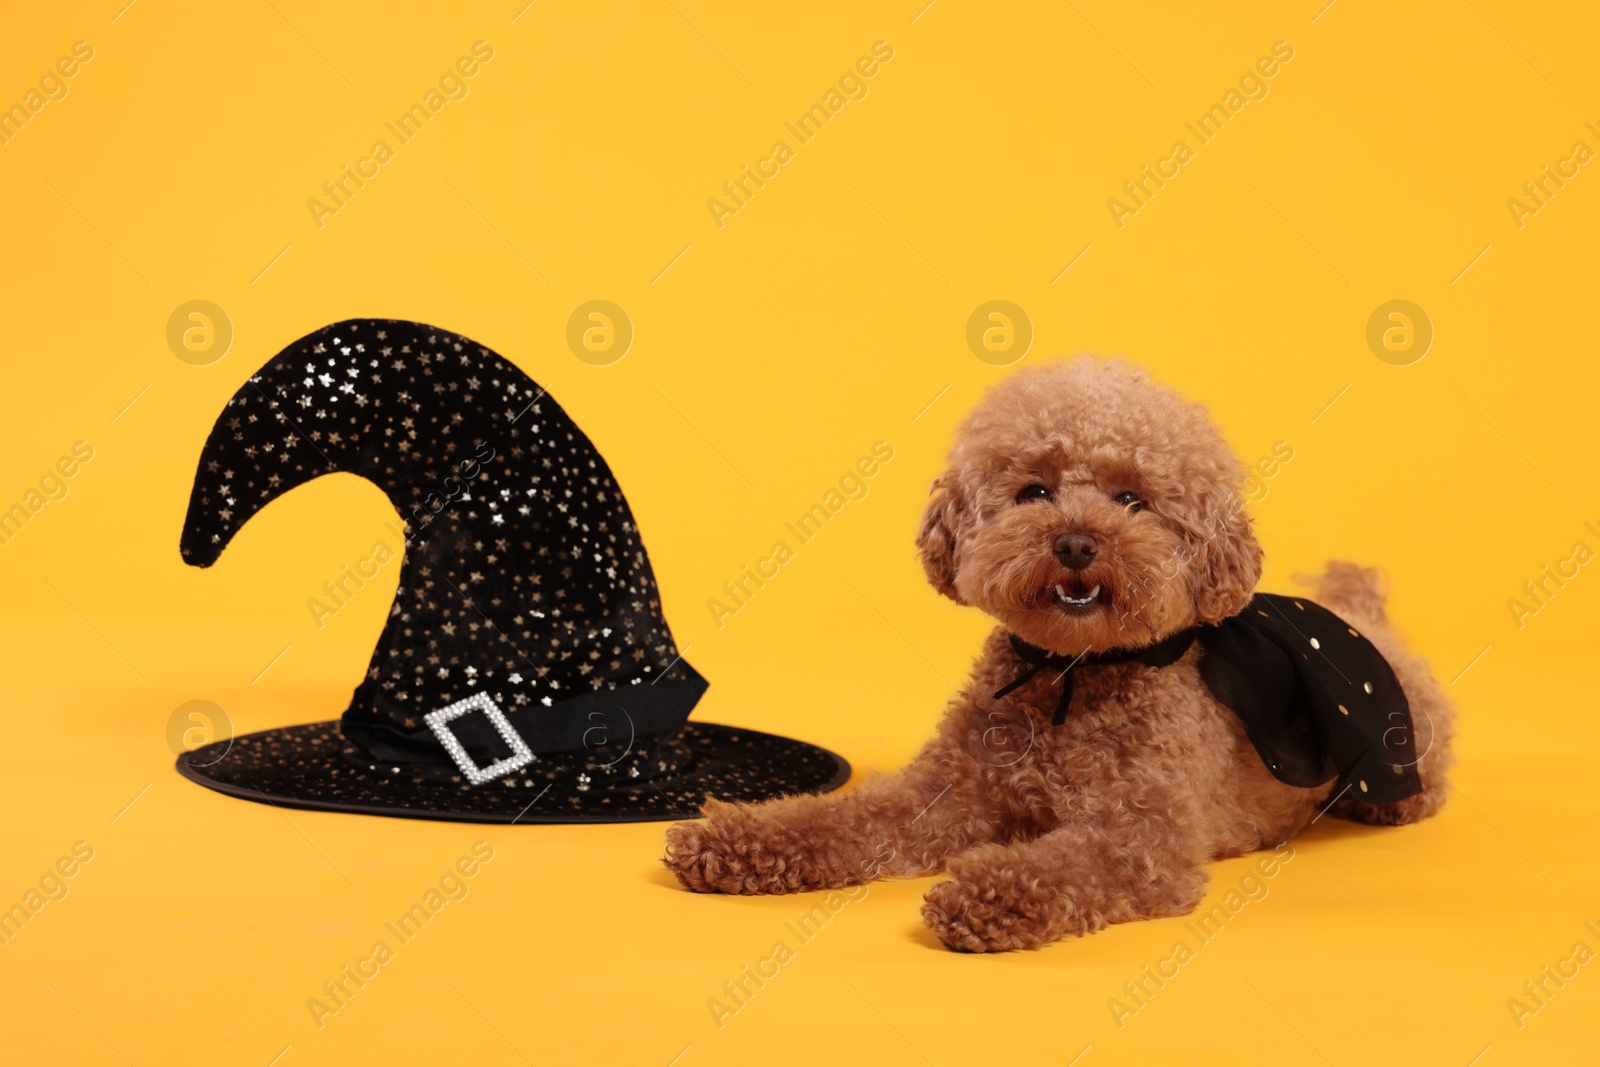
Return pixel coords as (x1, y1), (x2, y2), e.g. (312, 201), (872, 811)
(1, 1), (1597, 1063)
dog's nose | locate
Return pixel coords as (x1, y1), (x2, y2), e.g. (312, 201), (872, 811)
(1053, 532), (1098, 571)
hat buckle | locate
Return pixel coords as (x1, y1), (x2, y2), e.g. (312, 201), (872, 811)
(424, 693), (535, 786)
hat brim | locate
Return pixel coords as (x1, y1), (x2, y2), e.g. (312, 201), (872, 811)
(175, 720), (851, 824)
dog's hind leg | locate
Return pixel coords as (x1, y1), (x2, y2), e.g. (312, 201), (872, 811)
(1304, 561), (1456, 827)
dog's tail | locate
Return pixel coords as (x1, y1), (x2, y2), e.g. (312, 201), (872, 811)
(1297, 560), (1455, 828)
(1300, 560), (1389, 627)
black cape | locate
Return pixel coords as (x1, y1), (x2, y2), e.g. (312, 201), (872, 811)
(998, 593), (1423, 804)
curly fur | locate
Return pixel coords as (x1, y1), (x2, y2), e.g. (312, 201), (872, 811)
(664, 358), (1455, 951)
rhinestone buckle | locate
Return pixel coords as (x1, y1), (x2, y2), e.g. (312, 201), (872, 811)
(423, 693), (534, 786)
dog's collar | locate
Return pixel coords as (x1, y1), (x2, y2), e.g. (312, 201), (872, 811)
(994, 593), (1425, 805)
(996, 627), (1199, 726)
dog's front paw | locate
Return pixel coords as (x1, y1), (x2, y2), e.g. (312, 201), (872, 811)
(921, 879), (997, 951)
(662, 800), (802, 895)
(920, 876), (1071, 952)
(663, 796), (867, 895)
(663, 818), (736, 893)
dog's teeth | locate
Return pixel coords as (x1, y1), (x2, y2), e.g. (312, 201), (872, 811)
(1054, 581), (1098, 608)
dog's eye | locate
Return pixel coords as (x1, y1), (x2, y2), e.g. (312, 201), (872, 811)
(1015, 484), (1051, 504)
(1114, 491), (1143, 511)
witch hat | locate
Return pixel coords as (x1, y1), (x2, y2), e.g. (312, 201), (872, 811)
(175, 318), (849, 822)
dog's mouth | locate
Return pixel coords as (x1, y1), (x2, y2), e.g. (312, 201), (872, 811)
(1049, 575), (1108, 613)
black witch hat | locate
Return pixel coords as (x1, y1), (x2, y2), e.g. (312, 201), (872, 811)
(176, 318), (849, 822)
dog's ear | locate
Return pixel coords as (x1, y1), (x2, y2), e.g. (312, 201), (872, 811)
(916, 473), (965, 603)
(1190, 481), (1263, 623)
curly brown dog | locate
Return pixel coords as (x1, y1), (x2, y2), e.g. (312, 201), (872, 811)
(664, 358), (1454, 952)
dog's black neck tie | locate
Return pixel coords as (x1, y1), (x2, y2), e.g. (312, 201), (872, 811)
(995, 592), (1425, 805)
(996, 628), (1199, 726)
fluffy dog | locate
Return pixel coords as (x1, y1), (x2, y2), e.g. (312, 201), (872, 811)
(663, 358), (1454, 952)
